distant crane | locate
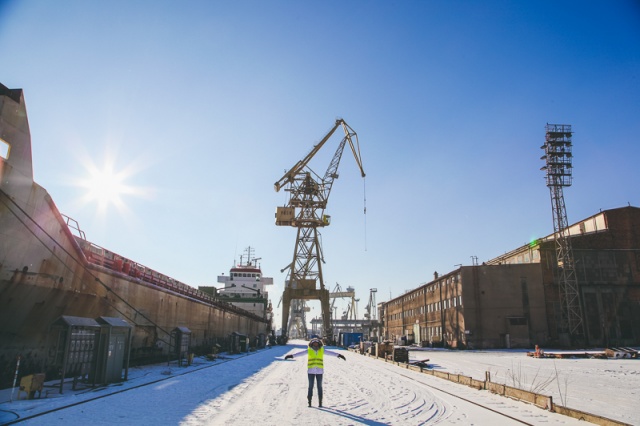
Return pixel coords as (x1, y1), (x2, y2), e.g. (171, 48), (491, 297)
(330, 283), (354, 318)
(330, 283), (359, 322)
(364, 288), (377, 320)
(275, 119), (365, 342)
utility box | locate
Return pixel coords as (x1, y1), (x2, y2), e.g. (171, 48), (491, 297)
(239, 334), (248, 352)
(18, 373), (45, 399)
(230, 332), (248, 354)
(366, 343), (377, 357)
(93, 317), (132, 385)
(256, 333), (266, 349)
(49, 316), (101, 392)
(377, 341), (393, 359)
(172, 327), (191, 365)
(393, 347), (409, 363)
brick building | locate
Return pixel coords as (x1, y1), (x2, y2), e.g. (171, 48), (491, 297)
(380, 206), (640, 348)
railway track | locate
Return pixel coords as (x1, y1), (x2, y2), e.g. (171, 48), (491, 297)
(393, 369), (539, 425)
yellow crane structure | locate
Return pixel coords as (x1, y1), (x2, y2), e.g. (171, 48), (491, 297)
(330, 283), (358, 322)
(274, 118), (365, 342)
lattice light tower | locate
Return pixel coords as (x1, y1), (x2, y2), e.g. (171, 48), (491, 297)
(540, 123), (585, 342)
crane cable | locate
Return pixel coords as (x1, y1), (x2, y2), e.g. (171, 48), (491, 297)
(363, 177), (367, 251)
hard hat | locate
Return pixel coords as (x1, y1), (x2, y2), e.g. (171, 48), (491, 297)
(309, 338), (323, 347)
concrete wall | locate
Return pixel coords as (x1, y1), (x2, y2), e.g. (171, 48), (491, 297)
(0, 84), (266, 387)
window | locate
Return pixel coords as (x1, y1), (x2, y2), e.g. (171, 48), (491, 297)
(0, 138), (9, 160)
(508, 317), (527, 326)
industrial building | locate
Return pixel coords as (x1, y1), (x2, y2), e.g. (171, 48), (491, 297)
(380, 206), (640, 349)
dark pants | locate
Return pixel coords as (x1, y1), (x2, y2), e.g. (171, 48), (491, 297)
(307, 373), (323, 401)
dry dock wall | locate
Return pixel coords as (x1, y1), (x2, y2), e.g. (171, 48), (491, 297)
(0, 84), (266, 387)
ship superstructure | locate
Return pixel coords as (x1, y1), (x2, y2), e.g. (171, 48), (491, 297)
(216, 247), (274, 324)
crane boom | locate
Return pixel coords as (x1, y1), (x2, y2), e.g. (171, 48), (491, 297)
(320, 121), (365, 207)
(274, 118), (365, 193)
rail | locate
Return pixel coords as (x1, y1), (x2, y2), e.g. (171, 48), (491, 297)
(74, 237), (265, 321)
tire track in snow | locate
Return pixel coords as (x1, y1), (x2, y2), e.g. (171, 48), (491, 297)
(325, 353), (451, 424)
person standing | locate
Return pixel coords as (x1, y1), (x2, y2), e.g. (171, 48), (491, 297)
(284, 337), (346, 407)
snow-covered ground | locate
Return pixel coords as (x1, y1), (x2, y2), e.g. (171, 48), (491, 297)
(408, 346), (639, 425)
(0, 341), (636, 425)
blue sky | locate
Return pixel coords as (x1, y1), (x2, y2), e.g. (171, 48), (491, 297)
(1, 1), (639, 327)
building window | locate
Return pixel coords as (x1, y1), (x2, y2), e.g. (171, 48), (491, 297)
(0, 138), (9, 160)
(508, 317), (527, 326)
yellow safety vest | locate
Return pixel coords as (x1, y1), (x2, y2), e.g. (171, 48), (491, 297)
(307, 347), (324, 369)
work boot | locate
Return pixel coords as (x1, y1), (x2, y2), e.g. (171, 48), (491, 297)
(308, 397), (312, 407)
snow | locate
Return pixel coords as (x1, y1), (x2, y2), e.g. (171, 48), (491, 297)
(0, 341), (637, 425)
(409, 346), (640, 425)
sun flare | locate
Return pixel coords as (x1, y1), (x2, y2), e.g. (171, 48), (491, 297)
(84, 164), (127, 207)
(74, 152), (150, 215)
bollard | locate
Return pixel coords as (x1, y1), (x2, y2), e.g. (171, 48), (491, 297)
(10, 355), (21, 402)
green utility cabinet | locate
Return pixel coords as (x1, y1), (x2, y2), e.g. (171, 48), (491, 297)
(172, 327), (192, 365)
(94, 316), (132, 384)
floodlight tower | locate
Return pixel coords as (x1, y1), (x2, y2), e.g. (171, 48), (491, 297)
(540, 123), (585, 343)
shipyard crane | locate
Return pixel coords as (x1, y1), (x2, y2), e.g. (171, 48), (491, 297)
(330, 282), (358, 323)
(364, 288), (377, 320)
(275, 119), (365, 343)
(329, 283), (344, 319)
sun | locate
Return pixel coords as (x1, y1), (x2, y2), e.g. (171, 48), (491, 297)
(70, 144), (156, 218)
(74, 153), (149, 215)
(84, 163), (128, 209)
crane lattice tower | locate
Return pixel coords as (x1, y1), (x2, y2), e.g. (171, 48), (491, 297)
(274, 119), (365, 342)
